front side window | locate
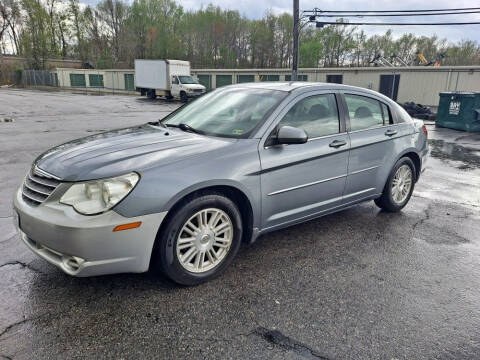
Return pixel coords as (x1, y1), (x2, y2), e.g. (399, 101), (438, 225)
(178, 75), (197, 84)
(162, 88), (287, 138)
(172, 76), (179, 84)
(345, 94), (385, 131)
(277, 94), (340, 138)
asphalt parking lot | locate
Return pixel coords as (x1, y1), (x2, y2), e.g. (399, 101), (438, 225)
(1, 88), (480, 360)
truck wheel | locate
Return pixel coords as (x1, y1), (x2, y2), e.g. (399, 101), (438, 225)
(180, 91), (188, 103)
(147, 90), (156, 99)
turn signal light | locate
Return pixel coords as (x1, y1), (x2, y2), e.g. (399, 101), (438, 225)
(422, 125), (428, 137)
(113, 221), (142, 232)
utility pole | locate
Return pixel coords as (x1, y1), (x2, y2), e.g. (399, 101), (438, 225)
(292, 0), (299, 81)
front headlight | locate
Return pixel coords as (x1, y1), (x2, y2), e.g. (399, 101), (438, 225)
(60, 172), (139, 215)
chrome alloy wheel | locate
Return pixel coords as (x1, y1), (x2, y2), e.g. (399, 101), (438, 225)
(391, 164), (413, 204)
(176, 208), (233, 273)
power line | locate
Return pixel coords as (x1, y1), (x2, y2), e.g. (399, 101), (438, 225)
(304, 7), (480, 14)
(315, 10), (480, 17)
(317, 21), (480, 26)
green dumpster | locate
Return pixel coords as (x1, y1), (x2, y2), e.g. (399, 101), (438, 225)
(437, 92), (480, 132)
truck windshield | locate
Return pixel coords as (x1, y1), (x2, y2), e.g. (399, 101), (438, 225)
(161, 87), (287, 138)
(178, 76), (197, 84)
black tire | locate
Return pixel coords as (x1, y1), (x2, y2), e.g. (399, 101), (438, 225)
(147, 89), (156, 99)
(374, 157), (416, 212)
(154, 193), (243, 286)
(180, 91), (188, 103)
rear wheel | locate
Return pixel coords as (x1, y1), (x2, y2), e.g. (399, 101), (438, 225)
(180, 91), (188, 103)
(375, 157), (416, 212)
(147, 89), (156, 99)
(155, 193), (242, 285)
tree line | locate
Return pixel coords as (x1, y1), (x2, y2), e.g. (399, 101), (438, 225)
(1, 0), (479, 70)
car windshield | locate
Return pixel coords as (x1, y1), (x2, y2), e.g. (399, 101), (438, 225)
(161, 87), (287, 138)
(178, 76), (197, 84)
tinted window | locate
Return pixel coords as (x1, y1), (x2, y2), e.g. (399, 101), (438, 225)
(345, 94), (384, 131)
(277, 94), (340, 138)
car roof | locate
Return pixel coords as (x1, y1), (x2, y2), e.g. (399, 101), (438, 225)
(224, 82), (396, 104)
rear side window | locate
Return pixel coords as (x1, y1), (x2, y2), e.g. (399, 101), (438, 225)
(345, 94), (385, 131)
(381, 103), (393, 124)
(278, 94), (340, 138)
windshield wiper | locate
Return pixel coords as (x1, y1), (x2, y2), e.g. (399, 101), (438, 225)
(166, 123), (202, 134)
(148, 120), (167, 128)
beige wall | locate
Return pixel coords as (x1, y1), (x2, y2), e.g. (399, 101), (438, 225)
(55, 68), (135, 92)
(192, 66), (480, 107)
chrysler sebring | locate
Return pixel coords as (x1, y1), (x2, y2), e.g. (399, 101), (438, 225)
(13, 82), (428, 285)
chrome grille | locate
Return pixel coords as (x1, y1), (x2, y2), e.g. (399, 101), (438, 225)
(193, 89), (203, 93)
(22, 167), (61, 206)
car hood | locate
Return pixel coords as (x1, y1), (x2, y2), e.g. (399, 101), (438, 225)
(34, 124), (235, 181)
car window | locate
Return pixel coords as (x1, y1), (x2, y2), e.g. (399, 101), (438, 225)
(381, 103), (393, 125)
(277, 94), (340, 138)
(345, 94), (384, 131)
(172, 76), (178, 84)
(162, 88), (287, 138)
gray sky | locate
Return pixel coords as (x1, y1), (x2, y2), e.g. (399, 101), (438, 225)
(176, 0), (480, 43)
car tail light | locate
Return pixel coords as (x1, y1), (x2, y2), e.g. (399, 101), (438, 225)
(422, 125), (428, 137)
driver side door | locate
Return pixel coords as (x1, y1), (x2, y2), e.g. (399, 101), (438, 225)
(259, 92), (350, 231)
(171, 75), (181, 96)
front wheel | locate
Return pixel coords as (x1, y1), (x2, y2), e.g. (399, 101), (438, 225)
(375, 157), (416, 212)
(155, 193), (243, 285)
(180, 91), (188, 103)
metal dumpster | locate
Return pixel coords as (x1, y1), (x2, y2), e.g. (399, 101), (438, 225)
(436, 92), (480, 132)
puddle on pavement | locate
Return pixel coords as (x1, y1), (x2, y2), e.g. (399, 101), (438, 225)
(429, 139), (480, 170)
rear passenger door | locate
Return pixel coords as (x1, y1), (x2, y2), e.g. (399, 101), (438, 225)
(341, 92), (398, 203)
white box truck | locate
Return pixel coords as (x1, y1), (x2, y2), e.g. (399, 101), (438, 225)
(135, 59), (206, 102)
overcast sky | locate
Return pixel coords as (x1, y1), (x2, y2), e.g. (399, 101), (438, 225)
(174, 0), (480, 43)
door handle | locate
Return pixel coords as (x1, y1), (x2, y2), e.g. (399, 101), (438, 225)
(385, 129), (397, 137)
(329, 139), (347, 148)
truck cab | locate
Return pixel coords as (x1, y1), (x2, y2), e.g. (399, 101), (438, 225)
(171, 75), (206, 102)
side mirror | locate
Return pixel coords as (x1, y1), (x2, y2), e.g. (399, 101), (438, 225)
(276, 126), (308, 145)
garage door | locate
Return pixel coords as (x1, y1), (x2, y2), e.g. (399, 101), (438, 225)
(216, 75), (232, 88)
(198, 74), (211, 90)
(237, 74), (255, 83)
(70, 74), (86, 87)
(124, 74), (135, 91)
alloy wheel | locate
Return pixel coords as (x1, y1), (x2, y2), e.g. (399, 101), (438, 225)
(391, 164), (413, 204)
(176, 208), (233, 273)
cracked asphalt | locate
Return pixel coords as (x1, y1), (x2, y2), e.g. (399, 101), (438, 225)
(1, 88), (480, 359)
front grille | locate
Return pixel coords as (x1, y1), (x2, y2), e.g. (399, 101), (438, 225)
(193, 89), (203, 93)
(22, 167), (61, 206)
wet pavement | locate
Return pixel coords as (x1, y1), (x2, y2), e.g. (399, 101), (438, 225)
(1, 89), (480, 359)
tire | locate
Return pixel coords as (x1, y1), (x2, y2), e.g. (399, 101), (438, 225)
(374, 157), (416, 212)
(147, 89), (156, 99)
(155, 193), (243, 285)
(180, 91), (188, 103)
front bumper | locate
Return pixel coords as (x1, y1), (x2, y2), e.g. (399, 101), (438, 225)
(13, 187), (167, 277)
(187, 91), (205, 98)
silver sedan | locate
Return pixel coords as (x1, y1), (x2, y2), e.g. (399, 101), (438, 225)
(13, 82), (428, 285)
